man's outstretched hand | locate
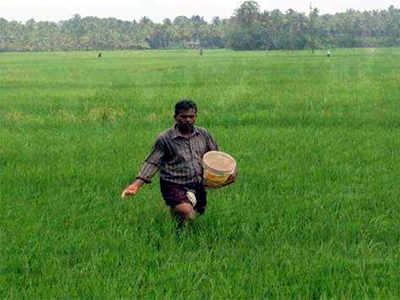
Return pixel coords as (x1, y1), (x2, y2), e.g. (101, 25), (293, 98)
(121, 179), (144, 198)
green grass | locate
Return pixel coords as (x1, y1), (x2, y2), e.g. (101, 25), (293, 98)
(1, 48), (400, 299)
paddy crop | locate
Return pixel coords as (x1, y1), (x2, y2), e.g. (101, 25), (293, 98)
(1, 48), (400, 299)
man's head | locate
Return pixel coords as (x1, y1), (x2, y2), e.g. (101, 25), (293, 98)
(174, 100), (197, 133)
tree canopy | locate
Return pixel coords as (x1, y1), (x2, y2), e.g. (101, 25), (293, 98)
(0, 1), (399, 52)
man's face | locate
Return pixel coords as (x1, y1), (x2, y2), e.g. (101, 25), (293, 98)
(175, 108), (197, 132)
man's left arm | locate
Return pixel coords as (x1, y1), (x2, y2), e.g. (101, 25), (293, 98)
(205, 130), (219, 152)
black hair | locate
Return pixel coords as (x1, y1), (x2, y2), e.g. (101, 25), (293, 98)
(174, 99), (197, 116)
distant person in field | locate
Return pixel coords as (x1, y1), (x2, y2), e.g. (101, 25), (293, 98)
(121, 99), (237, 227)
(327, 50), (331, 58)
(98, 52), (102, 58)
(199, 48), (203, 56)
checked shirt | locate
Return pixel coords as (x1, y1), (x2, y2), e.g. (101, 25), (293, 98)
(137, 125), (218, 185)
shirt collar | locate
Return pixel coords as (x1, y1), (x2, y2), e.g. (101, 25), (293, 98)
(171, 124), (200, 139)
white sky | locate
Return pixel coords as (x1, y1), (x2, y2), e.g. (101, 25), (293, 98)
(0, 0), (398, 23)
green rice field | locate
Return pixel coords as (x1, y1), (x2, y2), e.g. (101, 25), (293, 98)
(1, 48), (400, 299)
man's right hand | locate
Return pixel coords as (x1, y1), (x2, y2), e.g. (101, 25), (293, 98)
(121, 179), (144, 198)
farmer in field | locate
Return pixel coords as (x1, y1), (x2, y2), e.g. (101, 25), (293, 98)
(121, 99), (237, 227)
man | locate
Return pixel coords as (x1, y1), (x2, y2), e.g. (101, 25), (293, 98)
(121, 99), (237, 227)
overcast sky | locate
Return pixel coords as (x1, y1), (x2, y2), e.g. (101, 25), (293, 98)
(0, 0), (398, 23)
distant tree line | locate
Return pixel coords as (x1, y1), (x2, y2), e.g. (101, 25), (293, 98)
(0, 1), (399, 52)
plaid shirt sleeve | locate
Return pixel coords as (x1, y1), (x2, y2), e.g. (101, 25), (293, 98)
(206, 131), (219, 151)
(136, 137), (165, 183)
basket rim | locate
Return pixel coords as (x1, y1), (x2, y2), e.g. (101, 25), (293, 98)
(203, 151), (236, 174)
